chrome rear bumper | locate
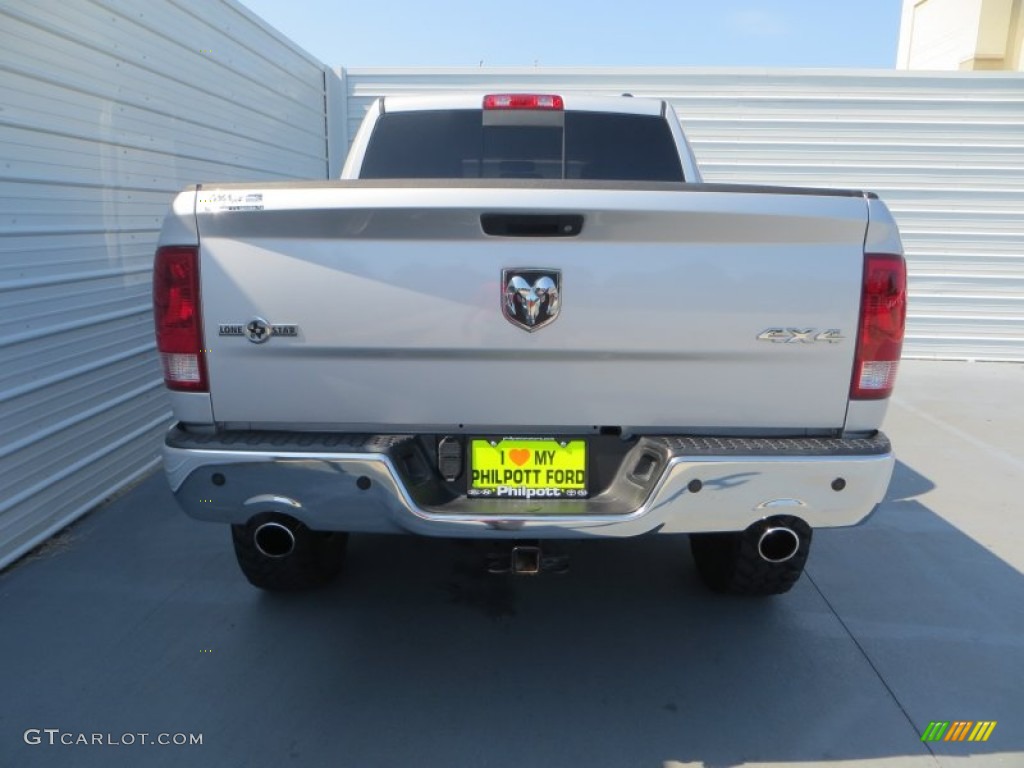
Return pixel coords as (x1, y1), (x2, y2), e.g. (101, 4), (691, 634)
(163, 427), (894, 539)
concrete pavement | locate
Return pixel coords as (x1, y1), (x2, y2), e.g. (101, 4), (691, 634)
(1, 360), (1021, 767)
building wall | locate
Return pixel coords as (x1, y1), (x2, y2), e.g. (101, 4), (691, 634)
(0, 0), (330, 569)
(898, 0), (1024, 71)
(341, 68), (1024, 362)
(2, 3), (1022, 569)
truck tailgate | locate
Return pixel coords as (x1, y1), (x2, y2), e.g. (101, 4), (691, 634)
(194, 182), (868, 432)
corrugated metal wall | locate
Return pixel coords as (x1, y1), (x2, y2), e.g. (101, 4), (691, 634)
(2, 19), (1021, 566)
(341, 68), (1024, 362)
(0, 0), (330, 569)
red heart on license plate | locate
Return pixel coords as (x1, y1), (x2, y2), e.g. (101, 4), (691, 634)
(509, 448), (531, 466)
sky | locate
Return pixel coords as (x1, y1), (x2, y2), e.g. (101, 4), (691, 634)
(238, 0), (905, 70)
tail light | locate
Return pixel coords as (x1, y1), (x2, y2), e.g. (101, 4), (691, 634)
(153, 245), (207, 392)
(483, 94), (564, 110)
(851, 253), (907, 400)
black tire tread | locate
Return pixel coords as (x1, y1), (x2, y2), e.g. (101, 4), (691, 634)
(690, 516), (812, 596)
(231, 514), (347, 591)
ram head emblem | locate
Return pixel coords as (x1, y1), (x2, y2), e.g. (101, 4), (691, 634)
(502, 269), (561, 332)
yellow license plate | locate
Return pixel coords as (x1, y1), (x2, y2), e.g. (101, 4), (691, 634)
(469, 438), (588, 499)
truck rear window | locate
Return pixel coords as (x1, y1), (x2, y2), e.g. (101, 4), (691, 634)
(359, 110), (685, 182)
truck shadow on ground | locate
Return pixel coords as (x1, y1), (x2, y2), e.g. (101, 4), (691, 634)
(1, 462), (1020, 768)
(219, 467), (1021, 767)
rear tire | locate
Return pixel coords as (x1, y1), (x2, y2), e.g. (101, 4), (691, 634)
(690, 516), (812, 596)
(231, 513), (348, 591)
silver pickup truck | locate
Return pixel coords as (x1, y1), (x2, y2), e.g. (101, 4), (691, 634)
(154, 93), (907, 596)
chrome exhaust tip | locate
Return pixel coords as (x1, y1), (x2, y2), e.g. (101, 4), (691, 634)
(757, 526), (801, 563)
(253, 521), (296, 558)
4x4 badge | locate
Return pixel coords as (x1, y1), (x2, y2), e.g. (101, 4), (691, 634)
(757, 328), (844, 344)
(502, 269), (561, 332)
